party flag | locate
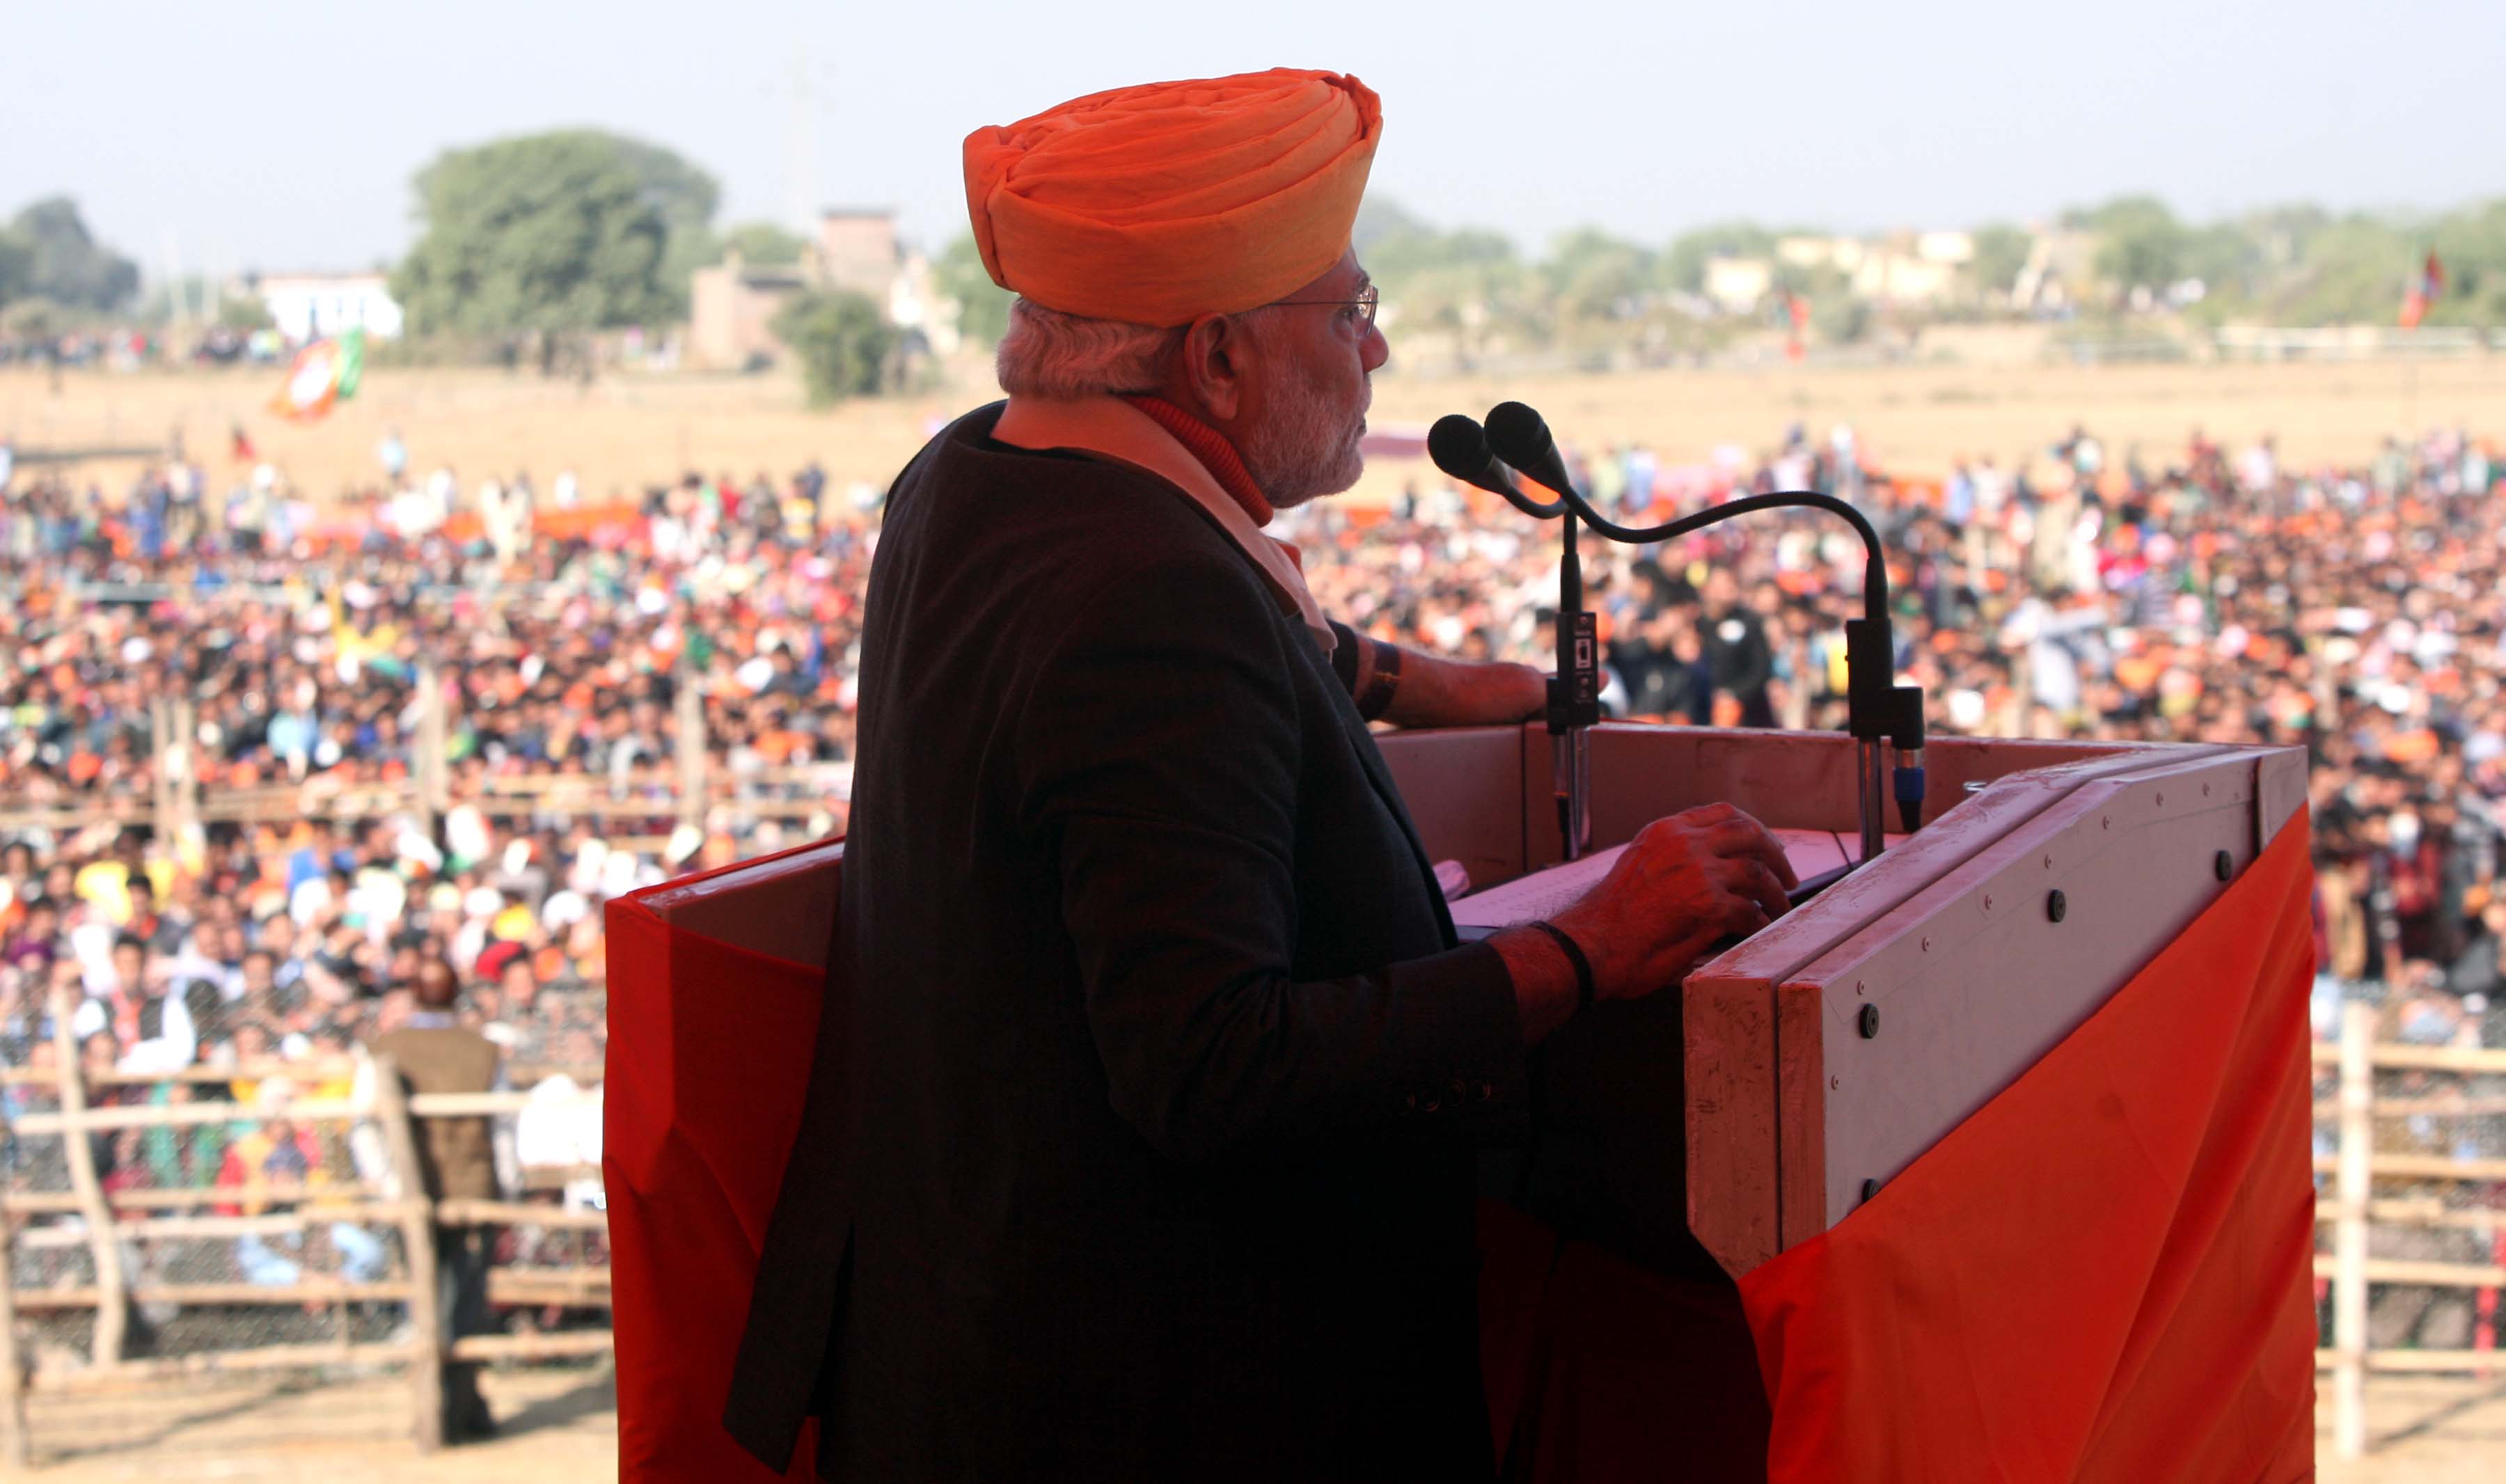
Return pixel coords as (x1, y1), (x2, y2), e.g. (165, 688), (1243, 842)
(269, 328), (365, 421)
(2399, 250), (2445, 329)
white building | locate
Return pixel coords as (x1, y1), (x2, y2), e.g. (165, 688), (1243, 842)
(1779, 235), (1865, 274)
(256, 272), (404, 343)
(1778, 232), (1978, 308)
(1703, 256), (1773, 315)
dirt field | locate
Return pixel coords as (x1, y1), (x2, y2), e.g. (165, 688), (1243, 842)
(6, 352), (2500, 510)
(11, 1366), (2503, 1479)
(2316, 1378), (2506, 1484)
(24, 1365), (614, 1482)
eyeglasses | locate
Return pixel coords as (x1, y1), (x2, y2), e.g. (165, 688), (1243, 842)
(1269, 281), (1380, 331)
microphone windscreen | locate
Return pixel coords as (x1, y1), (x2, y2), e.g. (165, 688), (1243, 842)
(1482, 402), (1552, 470)
(1428, 414), (1496, 485)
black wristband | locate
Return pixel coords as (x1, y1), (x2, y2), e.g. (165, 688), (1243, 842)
(1525, 919), (1596, 1015)
(1355, 639), (1403, 722)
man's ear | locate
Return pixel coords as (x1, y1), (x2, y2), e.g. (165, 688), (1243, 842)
(1178, 313), (1249, 422)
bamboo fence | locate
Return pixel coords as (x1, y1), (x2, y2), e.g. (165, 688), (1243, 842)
(0, 995), (609, 1466)
(0, 684), (851, 843)
(2313, 1000), (2506, 1460)
(0, 994), (2493, 1465)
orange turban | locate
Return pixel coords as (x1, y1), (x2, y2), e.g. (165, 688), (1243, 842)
(963, 68), (1381, 326)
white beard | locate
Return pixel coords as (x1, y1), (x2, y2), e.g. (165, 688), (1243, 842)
(1239, 368), (1369, 509)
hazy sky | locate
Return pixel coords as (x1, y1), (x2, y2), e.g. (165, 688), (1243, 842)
(8, 0), (2498, 280)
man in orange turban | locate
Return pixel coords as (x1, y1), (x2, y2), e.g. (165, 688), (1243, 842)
(728, 68), (1798, 1482)
(963, 69), (1385, 328)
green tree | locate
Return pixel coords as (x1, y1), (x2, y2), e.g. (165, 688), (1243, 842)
(0, 230), (31, 307)
(2180, 223), (2256, 299)
(2273, 214), (2413, 324)
(2073, 195), (2188, 297)
(3, 197), (138, 310)
(391, 131), (717, 343)
(1965, 223), (2033, 298)
(1366, 225), (1515, 288)
(1811, 292), (1873, 345)
(217, 294), (276, 333)
(774, 288), (896, 404)
(719, 221), (809, 267)
(1, 299), (61, 340)
(935, 233), (1012, 346)
(1364, 226), (1531, 365)
(1544, 228), (1655, 322)
(614, 136), (723, 319)
(1768, 261), (1859, 342)
(2429, 198), (2506, 326)
(1352, 197), (1433, 253)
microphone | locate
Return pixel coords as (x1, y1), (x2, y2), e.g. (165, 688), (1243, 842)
(1428, 415), (1566, 519)
(1482, 402), (1577, 504)
(1470, 398), (1930, 858)
(1433, 415), (1595, 855)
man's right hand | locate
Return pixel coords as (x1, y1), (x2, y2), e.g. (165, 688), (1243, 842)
(1550, 803), (1797, 1002)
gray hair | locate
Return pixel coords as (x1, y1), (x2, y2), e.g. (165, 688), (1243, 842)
(993, 298), (1189, 399)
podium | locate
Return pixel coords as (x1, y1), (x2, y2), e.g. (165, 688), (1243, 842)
(1378, 723), (2307, 1277)
(606, 721), (2318, 1482)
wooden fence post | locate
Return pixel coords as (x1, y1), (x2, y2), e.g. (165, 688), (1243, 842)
(171, 697), (199, 842)
(147, 700), (175, 840)
(0, 1143), (30, 1466)
(368, 1055), (443, 1453)
(47, 991), (125, 1368)
(2333, 1000), (2373, 1460)
(416, 662), (448, 840)
(674, 668), (707, 830)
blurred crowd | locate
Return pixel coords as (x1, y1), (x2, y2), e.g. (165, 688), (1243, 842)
(0, 413), (2500, 1143)
(0, 452), (876, 1231)
(1291, 420), (2506, 1055)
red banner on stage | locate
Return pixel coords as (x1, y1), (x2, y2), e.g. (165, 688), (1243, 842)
(1737, 811), (2319, 1482)
(606, 814), (2317, 1481)
(604, 843), (834, 1483)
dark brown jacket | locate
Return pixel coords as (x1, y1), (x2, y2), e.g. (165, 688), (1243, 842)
(725, 404), (1531, 1482)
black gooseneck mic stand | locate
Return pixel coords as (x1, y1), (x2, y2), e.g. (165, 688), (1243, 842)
(1427, 416), (1600, 860)
(1430, 404), (1925, 866)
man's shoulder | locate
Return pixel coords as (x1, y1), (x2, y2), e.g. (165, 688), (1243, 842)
(896, 404), (1266, 594)
(914, 403), (1241, 530)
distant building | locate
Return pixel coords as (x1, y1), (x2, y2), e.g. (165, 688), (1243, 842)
(1914, 231), (1975, 266)
(1778, 236), (1864, 274)
(1765, 232), (1980, 308)
(815, 210), (903, 303)
(686, 208), (956, 372)
(1703, 256), (1773, 315)
(257, 272), (404, 342)
(688, 257), (814, 372)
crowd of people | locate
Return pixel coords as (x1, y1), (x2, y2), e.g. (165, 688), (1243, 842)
(1296, 421), (2506, 1056)
(0, 414), (2500, 1178)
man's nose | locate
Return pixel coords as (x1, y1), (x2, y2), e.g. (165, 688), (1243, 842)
(1360, 319), (1389, 374)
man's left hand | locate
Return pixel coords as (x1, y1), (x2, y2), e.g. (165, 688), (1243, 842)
(1376, 643), (1547, 729)
(1458, 661), (1549, 725)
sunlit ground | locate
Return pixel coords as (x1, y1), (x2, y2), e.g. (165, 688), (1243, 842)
(11, 1365), (2505, 1478)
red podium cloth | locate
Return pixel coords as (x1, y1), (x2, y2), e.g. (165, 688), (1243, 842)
(1737, 810), (2318, 1482)
(606, 815), (2316, 1481)
(604, 844), (834, 1483)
